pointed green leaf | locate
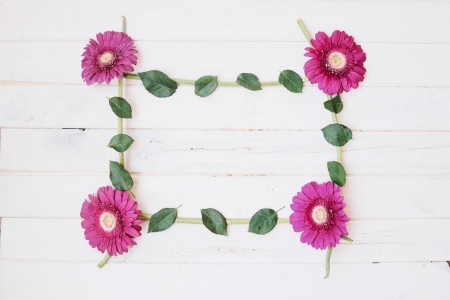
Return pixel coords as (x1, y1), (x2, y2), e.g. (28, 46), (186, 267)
(248, 208), (278, 235)
(147, 208), (177, 233)
(194, 76), (218, 97)
(109, 97), (132, 118)
(107, 134), (134, 153)
(138, 70), (177, 98)
(278, 70), (303, 93)
(327, 161), (346, 187)
(324, 95), (343, 114)
(201, 208), (227, 236)
(109, 161), (133, 191)
(321, 124), (352, 146)
(236, 73), (262, 91)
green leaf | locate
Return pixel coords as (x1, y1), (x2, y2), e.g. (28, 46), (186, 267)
(109, 97), (132, 118)
(278, 70), (303, 93)
(109, 161), (133, 191)
(201, 208), (227, 236)
(248, 208), (278, 235)
(324, 95), (343, 114)
(236, 73), (262, 91)
(321, 124), (352, 146)
(194, 76), (218, 97)
(147, 208), (177, 233)
(327, 161), (346, 187)
(138, 70), (177, 98)
(107, 134), (134, 153)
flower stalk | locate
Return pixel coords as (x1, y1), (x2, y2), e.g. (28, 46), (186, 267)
(324, 246), (332, 279)
(139, 212), (290, 224)
(118, 79), (124, 167)
(123, 73), (305, 87)
(97, 16), (128, 268)
(117, 17), (127, 168)
(298, 19), (348, 279)
(297, 19), (313, 47)
(97, 254), (111, 268)
(340, 235), (353, 243)
(327, 95), (343, 164)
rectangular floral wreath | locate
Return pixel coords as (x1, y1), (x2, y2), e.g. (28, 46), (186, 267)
(80, 17), (366, 278)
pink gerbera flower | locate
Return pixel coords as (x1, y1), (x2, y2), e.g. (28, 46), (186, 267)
(290, 181), (349, 250)
(80, 186), (142, 256)
(304, 31), (366, 95)
(81, 31), (138, 85)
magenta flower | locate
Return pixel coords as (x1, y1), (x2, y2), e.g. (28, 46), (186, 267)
(304, 30), (366, 95)
(81, 31), (138, 85)
(290, 181), (349, 250)
(81, 186), (142, 256)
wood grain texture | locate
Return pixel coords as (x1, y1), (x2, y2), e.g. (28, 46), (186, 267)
(1, 218), (450, 263)
(0, 174), (449, 219)
(1, 85), (449, 131)
(1, 0), (450, 297)
(1, 261), (449, 300)
(0, 42), (449, 87)
(0, 0), (449, 44)
(2, 129), (450, 175)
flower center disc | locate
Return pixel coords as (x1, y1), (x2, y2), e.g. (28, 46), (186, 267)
(327, 51), (347, 70)
(312, 205), (328, 225)
(100, 212), (117, 232)
(99, 52), (113, 64)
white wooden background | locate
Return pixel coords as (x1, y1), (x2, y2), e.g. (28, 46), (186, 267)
(1, 0), (450, 299)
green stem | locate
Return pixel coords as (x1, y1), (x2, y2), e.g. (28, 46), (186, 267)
(298, 21), (342, 280)
(118, 80), (124, 166)
(340, 235), (353, 243)
(97, 254), (111, 268)
(98, 16), (127, 270)
(123, 73), (304, 86)
(324, 246), (332, 279)
(118, 18), (126, 168)
(171, 78), (196, 85)
(139, 212), (289, 224)
(139, 212), (152, 220)
(331, 112), (338, 124)
(260, 81), (282, 86)
(297, 19), (312, 46)
(121, 16), (126, 32)
(327, 95), (342, 164)
(336, 147), (342, 164)
(123, 73), (140, 80)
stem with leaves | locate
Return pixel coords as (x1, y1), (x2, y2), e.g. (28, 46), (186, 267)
(327, 95), (343, 163)
(123, 73), (307, 86)
(297, 18), (350, 279)
(118, 16), (127, 168)
(98, 16), (128, 269)
(140, 212), (290, 224)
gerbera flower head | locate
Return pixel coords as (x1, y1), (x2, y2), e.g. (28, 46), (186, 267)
(290, 181), (349, 250)
(81, 31), (138, 85)
(80, 186), (142, 256)
(304, 30), (366, 95)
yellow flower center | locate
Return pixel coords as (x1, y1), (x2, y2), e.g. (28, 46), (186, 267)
(100, 212), (117, 232)
(312, 205), (327, 225)
(99, 52), (113, 64)
(328, 51), (346, 70)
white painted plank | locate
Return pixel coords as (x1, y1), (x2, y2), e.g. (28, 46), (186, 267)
(0, 42), (449, 87)
(0, 261), (449, 300)
(1, 218), (450, 263)
(1, 129), (449, 175)
(1, 0), (449, 44)
(1, 85), (450, 131)
(0, 174), (449, 219)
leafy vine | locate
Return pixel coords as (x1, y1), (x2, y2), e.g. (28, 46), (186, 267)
(80, 17), (366, 278)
